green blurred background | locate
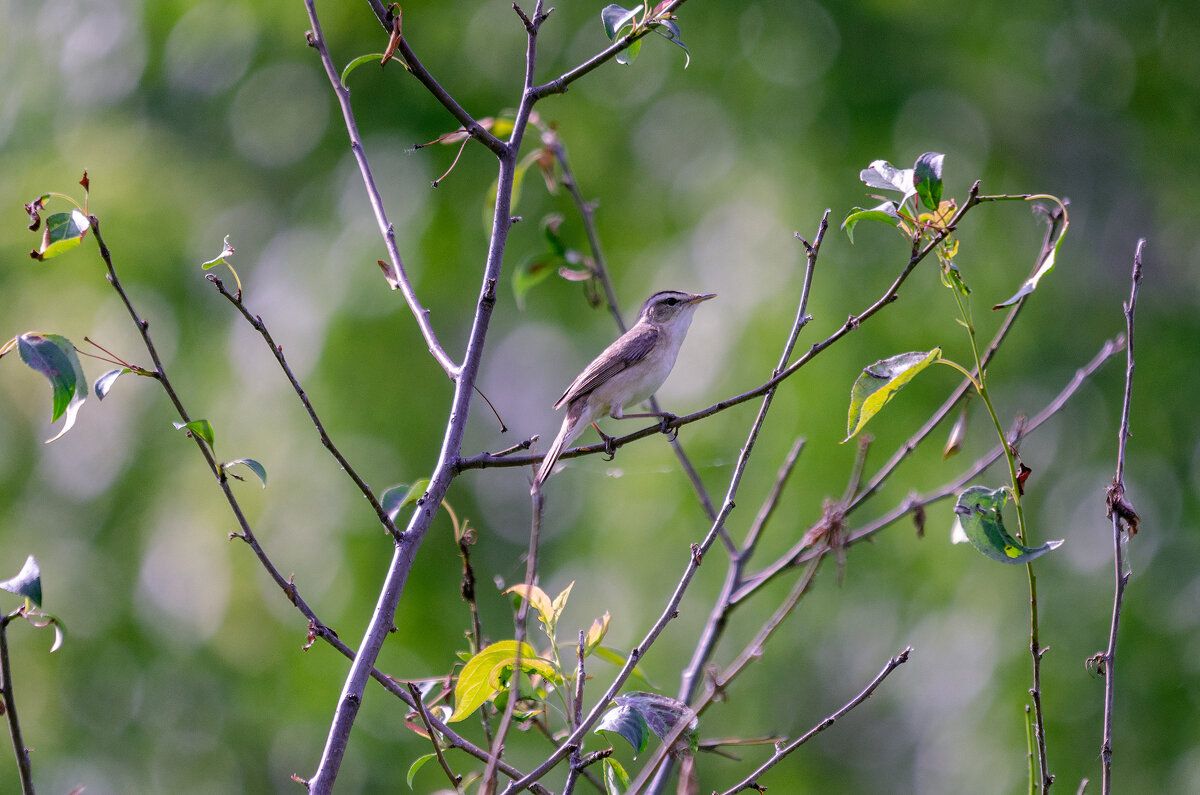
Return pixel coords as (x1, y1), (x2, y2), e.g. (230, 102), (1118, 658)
(1, 1), (1197, 792)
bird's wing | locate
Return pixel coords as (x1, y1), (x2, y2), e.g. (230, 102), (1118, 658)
(553, 325), (660, 409)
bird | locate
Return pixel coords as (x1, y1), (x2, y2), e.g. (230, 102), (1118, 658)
(532, 290), (715, 492)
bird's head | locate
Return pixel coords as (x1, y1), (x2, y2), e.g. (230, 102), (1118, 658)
(638, 290), (716, 329)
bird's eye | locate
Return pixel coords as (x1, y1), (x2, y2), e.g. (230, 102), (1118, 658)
(664, 297), (679, 306)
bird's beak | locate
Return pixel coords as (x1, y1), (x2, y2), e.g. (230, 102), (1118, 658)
(689, 293), (717, 304)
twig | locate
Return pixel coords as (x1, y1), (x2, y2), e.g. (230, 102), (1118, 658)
(501, 494), (742, 794)
(675, 212), (828, 713)
(0, 613), (34, 795)
(483, 483), (546, 794)
(406, 682), (462, 788)
(303, 0), (461, 378)
(529, 0), (693, 99)
(1100, 239), (1144, 793)
(716, 647), (913, 794)
(639, 555), (822, 791)
(561, 631), (589, 795)
(208, 275), (401, 538)
(363, 0), (506, 154)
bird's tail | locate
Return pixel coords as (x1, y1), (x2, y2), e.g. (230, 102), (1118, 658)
(532, 407), (585, 493)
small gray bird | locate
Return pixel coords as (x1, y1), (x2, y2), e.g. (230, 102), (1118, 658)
(533, 290), (715, 491)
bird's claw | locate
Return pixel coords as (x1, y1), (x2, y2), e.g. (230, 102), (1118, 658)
(659, 413), (679, 441)
(598, 429), (617, 460)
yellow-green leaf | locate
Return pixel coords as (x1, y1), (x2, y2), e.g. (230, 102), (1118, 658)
(449, 640), (537, 722)
(844, 349), (941, 442)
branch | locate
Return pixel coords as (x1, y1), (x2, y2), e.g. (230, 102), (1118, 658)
(1100, 238), (1144, 794)
(676, 213), (827, 706)
(363, 0), (506, 155)
(0, 614), (34, 795)
(529, 0), (694, 99)
(303, 0), (462, 378)
(208, 276), (400, 538)
(715, 647), (912, 794)
(308, 0), (537, 783)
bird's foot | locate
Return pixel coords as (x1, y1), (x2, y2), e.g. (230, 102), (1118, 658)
(658, 412), (679, 441)
(593, 424), (618, 460)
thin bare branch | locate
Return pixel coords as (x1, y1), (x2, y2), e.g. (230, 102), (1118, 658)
(406, 682), (463, 789)
(208, 276), (400, 538)
(529, 0), (694, 99)
(675, 212), (829, 711)
(1101, 238), (1145, 794)
(308, 0), (540, 784)
(0, 614), (34, 795)
(716, 647), (912, 795)
(363, 0), (507, 155)
(302, 0), (461, 378)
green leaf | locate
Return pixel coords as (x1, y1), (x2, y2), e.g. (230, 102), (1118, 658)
(199, 235), (236, 270)
(13, 333), (88, 443)
(952, 486), (1063, 563)
(859, 160), (916, 202)
(913, 152), (945, 212)
(173, 418), (215, 449)
(603, 758), (631, 795)
(842, 201), (902, 242)
(616, 37), (642, 65)
(340, 52), (386, 87)
(225, 458), (267, 488)
(597, 703), (649, 757)
(542, 213), (567, 256)
(844, 349), (942, 442)
(449, 640), (540, 722)
(601, 4), (642, 39)
(33, 209), (90, 260)
(0, 555), (42, 607)
(381, 479), (429, 520)
(941, 263), (971, 296)
(406, 753), (436, 789)
(550, 581), (574, 620)
(95, 367), (132, 400)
